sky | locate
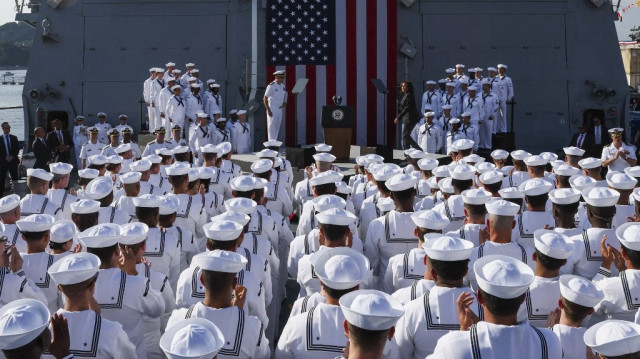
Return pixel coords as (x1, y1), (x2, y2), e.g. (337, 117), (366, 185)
(0, 1), (638, 40)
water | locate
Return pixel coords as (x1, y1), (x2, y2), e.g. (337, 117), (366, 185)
(0, 69), (26, 141)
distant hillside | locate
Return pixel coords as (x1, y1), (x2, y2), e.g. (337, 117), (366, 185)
(0, 22), (33, 67)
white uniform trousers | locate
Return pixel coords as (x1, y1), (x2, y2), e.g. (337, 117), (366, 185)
(497, 101), (508, 132)
(267, 107), (284, 141)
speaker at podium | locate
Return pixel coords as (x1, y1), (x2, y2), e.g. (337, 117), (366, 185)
(321, 103), (354, 162)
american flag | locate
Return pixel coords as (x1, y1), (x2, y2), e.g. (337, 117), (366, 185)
(266, 0), (398, 146)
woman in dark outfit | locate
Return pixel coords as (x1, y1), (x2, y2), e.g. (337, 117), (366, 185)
(394, 81), (421, 150)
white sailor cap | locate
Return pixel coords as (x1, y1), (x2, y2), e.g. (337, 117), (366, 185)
(144, 155), (162, 165)
(167, 77), (177, 83)
(438, 79), (447, 84)
(423, 235), (474, 261)
(212, 211), (250, 227)
(433, 165), (450, 178)
(481, 78), (491, 85)
(468, 86), (477, 91)
(88, 155), (107, 166)
(386, 173), (418, 192)
(85, 177), (114, 200)
(442, 105), (453, 112)
(26, 168), (53, 182)
(425, 80), (437, 85)
(455, 64), (466, 68)
(171, 85), (181, 91)
(463, 154), (485, 165)
(578, 157), (602, 170)
(497, 64), (508, 69)
(559, 274), (603, 308)
(554, 164), (580, 177)
(488, 67), (497, 72)
(149, 67), (157, 72)
(49, 162), (73, 175)
(106, 155), (123, 165)
(548, 188), (581, 205)
(201, 144), (219, 154)
(335, 181), (352, 195)
(194, 249), (247, 274)
(460, 112), (471, 118)
(486, 199), (520, 216)
(372, 164), (400, 181)
(253, 177), (268, 190)
(518, 178), (553, 196)
(15, 214), (55, 233)
(458, 78), (469, 85)
(376, 197), (396, 212)
(462, 189), (492, 205)
(188, 169), (199, 183)
(569, 174), (596, 191)
(185, 62), (195, 67)
(251, 159), (273, 174)
(445, 68), (456, 73)
(120, 171), (142, 185)
(160, 318), (225, 359)
(155, 68), (165, 73)
(475, 162), (496, 174)
(191, 69), (200, 74)
(491, 149), (510, 160)
(498, 187), (524, 200)
(314, 247), (370, 290)
(417, 158), (438, 171)
(50, 220), (77, 244)
(479, 170), (504, 185)
(129, 159), (152, 172)
(119, 222), (149, 246)
(316, 208), (356, 226)
(48, 252), (100, 285)
(584, 320), (640, 357)
(78, 168), (99, 179)
(190, 83), (202, 89)
(312, 195), (346, 212)
(438, 177), (454, 194)
(626, 166), (640, 179)
(156, 148), (174, 157)
(211, 83), (221, 88)
(523, 155), (548, 167)
(405, 149), (426, 159)
(203, 220), (243, 242)
(132, 194), (163, 208)
(534, 229), (573, 259)
(263, 140), (282, 148)
(198, 167), (214, 180)
(206, 79), (215, 85)
(0, 194), (20, 213)
(411, 209), (449, 230)
(445, 82), (456, 88)
(256, 149), (278, 158)
(633, 188), (640, 203)
(310, 171), (344, 186)
(159, 195), (179, 215)
(77, 223), (121, 248)
(474, 254), (534, 298)
(313, 153), (336, 163)
(582, 187), (620, 207)
(187, 77), (197, 82)
(550, 160), (565, 169)
(273, 70), (285, 76)
(607, 172), (638, 190)
(0, 299), (50, 350)
(340, 290), (404, 331)
(230, 176), (256, 192)
(563, 146), (585, 157)
(69, 199), (100, 214)
(616, 222), (640, 251)
(452, 139), (474, 151)
(166, 162), (191, 176)
(224, 197), (257, 214)
(172, 146), (190, 155)
(449, 164), (476, 180)
(166, 62), (175, 67)
(510, 150), (532, 161)
(195, 112), (207, 119)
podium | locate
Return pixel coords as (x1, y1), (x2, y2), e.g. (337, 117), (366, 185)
(321, 105), (354, 161)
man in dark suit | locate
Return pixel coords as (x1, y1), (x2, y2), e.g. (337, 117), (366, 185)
(0, 122), (20, 197)
(569, 123), (595, 155)
(589, 117), (610, 151)
(46, 119), (73, 163)
(32, 127), (51, 171)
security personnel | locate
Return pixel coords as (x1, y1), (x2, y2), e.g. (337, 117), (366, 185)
(20, 169), (62, 220)
(421, 81), (442, 118)
(496, 64), (514, 133)
(94, 112), (112, 145)
(264, 70), (287, 141)
(142, 126), (172, 157)
(167, 248), (271, 359)
(79, 127), (103, 169)
(480, 79), (500, 149)
(232, 110), (252, 154)
(73, 115), (88, 167)
(46, 163), (78, 220)
(189, 112), (211, 166)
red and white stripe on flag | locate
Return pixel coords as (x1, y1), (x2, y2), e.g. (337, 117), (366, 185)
(266, 0), (397, 147)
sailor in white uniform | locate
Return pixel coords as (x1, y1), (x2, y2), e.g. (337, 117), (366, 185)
(479, 79), (499, 149)
(359, 164), (400, 240)
(585, 320), (640, 358)
(151, 69), (166, 128)
(441, 84), (461, 119)
(516, 230), (573, 327)
(48, 219), (77, 261)
(231, 110), (251, 154)
(495, 64), (514, 133)
(444, 188), (492, 247)
(430, 255), (562, 359)
(84, 176), (132, 225)
(209, 117), (229, 146)
(433, 164), (476, 233)
(167, 124), (189, 149)
(444, 118), (466, 156)
(72, 115), (88, 167)
(166, 162), (208, 250)
(94, 112), (112, 145)
(78, 223), (165, 359)
(167, 249), (271, 359)
(478, 170), (504, 198)
(395, 235), (478, 359)
(79, 127), (104, 169)
(142, 126), (172, 157)
(189, 112), (211, 167)
(489, 148), (512, 176)
(602, 127), (637, 173)
(110, 172), (141, 220)
(413, 157), (437, 208)
(579, 157), (607, 187)
(0, 195), (27, 252)
(252, 160), (293, 217)
(45, 163), (78, 220)
(264, 70), (287, 141)
(418, 111), (443, 154)
(547, 188), (583, 239)
(515, 178), (555, 248)
(551, 275), (604, 359)
(460, 113), (479, 152)
(46, 252), (137, 358)
(0, 231), (47, 306)
(205, 83), (223, 118)
(462, 86), (484, 127)
(421, 80), (442, 117)
(15, 214), (62, 314)
(163, 62), (176, 82)
(159, 317), (226, 359)
(144, 68), (158, 130)
(503, 150), (532, 188)
(20, 169), (62, 220)
(185, 83), (204, 125)
(384, 210), (450, 295)
(165, 85), (187, 137)
(606, 171), (637, 229)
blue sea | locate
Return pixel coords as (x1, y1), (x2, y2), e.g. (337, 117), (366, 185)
(0, 69), (26, 141)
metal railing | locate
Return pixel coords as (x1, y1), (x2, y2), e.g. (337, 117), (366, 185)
(14, 0), (39, 14)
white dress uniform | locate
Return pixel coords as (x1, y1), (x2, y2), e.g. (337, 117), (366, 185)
(391, 279), (435, 305)
(479, 91), (500, 148)
(566, 227), (617, 279)
(293, 178), (314, 208)
(157, 87), (174, 123)
(95, 122), (112, 145)
(460, 123), (480, 152)
(248, 206), (280, 251)
(418, 122), (443, 154)
(167, 137), (189, 149)
(170, 193), (208, 251)
(463, 96), (485, 126)
(551, 325), (587, 359)
(164, 224), (197, 272)
(445, 224), (486, 248)
(185, 92), (204, 122)
(288, 292), (326, 318)
(395, 287), (481, 359)
(142, 227), (181, 291)
(496, 75), (514, 133)
(265, 181), (293, 217)
(19, 194), (62, 220)
(205, 92), (223, 117)
(232, 121), (252, 154)
(208, 167), (233, 200)
(296, 205), (360, 244)
(167, 302), (270, 359)
(20, 252), (63, 314)
(211, 127), (230, 146)
(221, 159), (242, 178)
(383, 247), (427, 294)
(602, 142), (637, 173)
(165, 95), (187, 132)
(200, 191), (224, 218)
(467, 242), (530, 290)
(235, 246), (273, 307)
(45, 189), (78, 220)
(94, 267), (165, 359)
(42, 309), (137, 359)
(0, 267), (47, 306)
(97, 206), (132, 225)
(421, 91), (442, 118)
(73, 124), (88, 167)
(516, 276), (560, 327)
(241, 231), (280, 282)
(144, 76), (154, 129)
(513, 211), (555, 248)
(174, 263), (269, 330)
(264, 80), (287, 141)
(142, 139), (173, 157)
(445, 130), (467, 155)
(351, 181), (378, 216)
(433, 195), (465, 233)
(441, 94), (461, 118)
(359, 192), (387, 240)
(4, 223), (27, 253)
(101, 144), (118, 157)
(364, 211), (418, 286)
(189, 125), (211, 166)
(592, 269), (640, 322)
(430, 321), (561, 359)
(150, 78), (165, 127)
(503, 170), (530, 188)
